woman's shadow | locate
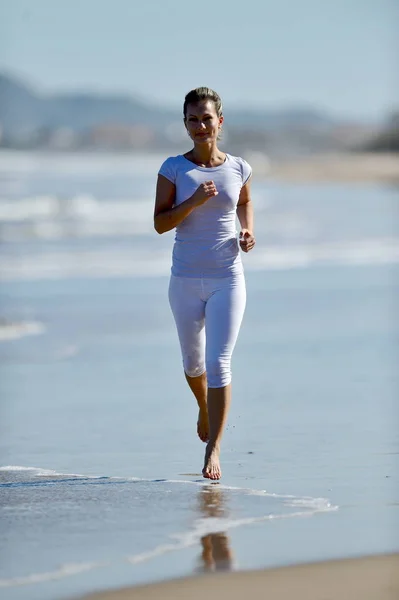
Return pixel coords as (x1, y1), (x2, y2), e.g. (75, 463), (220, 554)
(196, 485), (234, 573)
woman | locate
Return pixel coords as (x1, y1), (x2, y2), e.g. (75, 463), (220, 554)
(154, 87), (255, 480)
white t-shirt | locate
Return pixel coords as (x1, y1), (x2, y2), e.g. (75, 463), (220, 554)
(158, 153), (252, 278)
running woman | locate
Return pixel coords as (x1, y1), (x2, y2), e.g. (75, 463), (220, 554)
(154, 87), (255, 480)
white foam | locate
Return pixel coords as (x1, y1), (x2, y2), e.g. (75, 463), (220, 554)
(1, 237), (398, 282)
(0, 467), (337, 512)
(0, 196), (61, 221)
(0, 465), (48, 472)
(243, 238), (399, 272)
(0, 321), (46, 342)
(0, 562), (107, 588)
(0, 196), (155, 241)
(285, 497), (336, 510)
(0, 465), (103, 479)
(159, 479), (335, 512)
(221, 487), (334, 512)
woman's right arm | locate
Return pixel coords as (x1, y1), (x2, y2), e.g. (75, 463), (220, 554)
(153, 175), (217, 234)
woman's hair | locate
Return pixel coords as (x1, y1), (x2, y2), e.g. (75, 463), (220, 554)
(183, 87), (223, 120)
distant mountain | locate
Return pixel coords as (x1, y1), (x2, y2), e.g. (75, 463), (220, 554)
(0, 72), (337, 136)
(0, 73), (177, 135)
(0, 74), (44, 134)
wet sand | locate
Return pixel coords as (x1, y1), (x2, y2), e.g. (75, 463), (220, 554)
(80, 553), (398, 600)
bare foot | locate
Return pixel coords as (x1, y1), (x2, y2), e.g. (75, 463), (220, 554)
(197, 409), (209, 443)
(203, 443), (221, 480)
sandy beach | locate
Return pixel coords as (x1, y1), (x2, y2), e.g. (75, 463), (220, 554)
(80, 554), (399, 600)
(265, 152), (399, 183)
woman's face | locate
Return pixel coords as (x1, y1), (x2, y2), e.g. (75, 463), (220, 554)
(185, 100), (223, 143)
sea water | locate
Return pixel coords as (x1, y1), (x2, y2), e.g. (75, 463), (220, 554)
(0, 151), (398, 600)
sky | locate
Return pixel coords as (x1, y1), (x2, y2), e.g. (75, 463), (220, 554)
(0, 0), (397, 120)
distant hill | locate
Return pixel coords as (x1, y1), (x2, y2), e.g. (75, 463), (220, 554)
(0, 73), (177, 135)
(0, 72), (337, 136)
(3, 72), (392, 156)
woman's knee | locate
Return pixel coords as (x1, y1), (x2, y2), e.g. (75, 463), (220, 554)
(206, 356), (231, 388)
(183, 355), (205, 378)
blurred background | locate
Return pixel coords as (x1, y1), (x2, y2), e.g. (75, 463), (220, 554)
(1, 0), (398, 157)
(0, 0), (398, 289)
(0, 3), (398, 598)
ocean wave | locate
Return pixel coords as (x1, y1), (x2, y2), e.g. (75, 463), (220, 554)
(0, 321), (46, 341)
(246, 238), (399, 270)
(0, 465), (337, 588)
(0, 467), (334, 513)
(0, 192), (285, 241)
(0, 562), (107, 588)
(0, 151), (166, 175)
(0, 466), (107, 479)
(0, 238), (398, 282)
(0, 196), (155, 239)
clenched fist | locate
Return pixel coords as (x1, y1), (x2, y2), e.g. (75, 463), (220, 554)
(239, 229), (255, 253)
(192, 181), (218, 206)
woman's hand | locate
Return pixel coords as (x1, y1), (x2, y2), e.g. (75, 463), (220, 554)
(239, 229), (255, 252)
(191, 181), (218, 206)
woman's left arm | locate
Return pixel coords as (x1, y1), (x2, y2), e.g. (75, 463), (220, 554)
(236, 179), (255, 253)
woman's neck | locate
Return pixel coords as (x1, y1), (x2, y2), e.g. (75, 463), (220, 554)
(188, 144), (225, 167)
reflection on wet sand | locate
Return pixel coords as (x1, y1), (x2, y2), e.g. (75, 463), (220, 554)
(196, 485), (234, 573)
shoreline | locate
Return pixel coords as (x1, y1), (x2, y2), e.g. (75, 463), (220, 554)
(263, 152), (399, 184)
(0, 148), (398, 185)
(79, 553), (399, 600)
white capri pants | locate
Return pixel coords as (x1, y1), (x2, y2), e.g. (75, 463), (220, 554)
(168, 273), (246, 388)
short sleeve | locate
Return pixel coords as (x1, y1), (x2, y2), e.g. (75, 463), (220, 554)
(158, 157), (176, 184)
(240, 158), (252, 185)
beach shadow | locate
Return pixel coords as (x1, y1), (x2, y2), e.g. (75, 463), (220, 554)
(196, 485), (234, 573)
